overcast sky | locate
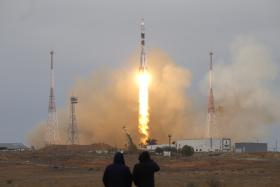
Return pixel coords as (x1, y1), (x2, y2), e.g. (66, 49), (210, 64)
(0, 0), (279, 146)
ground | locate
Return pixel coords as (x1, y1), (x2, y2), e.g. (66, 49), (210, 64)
(0, 145), (280, 187)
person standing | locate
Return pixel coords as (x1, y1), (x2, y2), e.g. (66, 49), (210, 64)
(103, 152), (132, 187)
(132, 151), (160, 187)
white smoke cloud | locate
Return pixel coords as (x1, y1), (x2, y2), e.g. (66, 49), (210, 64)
(27, 37), (280, 148)
(27, 50), (194, 148)
(201, 36), (280, 140)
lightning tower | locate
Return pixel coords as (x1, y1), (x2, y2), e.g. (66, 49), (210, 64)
(68, 96), (79, 145)
(207, 51), (216, 138)
(46, 51), (60, 145)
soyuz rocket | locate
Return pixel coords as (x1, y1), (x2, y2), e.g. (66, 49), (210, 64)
(139, 19), (147, 72)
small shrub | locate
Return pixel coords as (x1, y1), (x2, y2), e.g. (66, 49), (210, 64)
(181, 145), (194, 157)
(155, 147), (163, 154)
(207, 177), (221, 187)
(186, 182), (196, 187)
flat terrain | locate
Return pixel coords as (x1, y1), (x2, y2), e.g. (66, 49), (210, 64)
(0, 145), (280, 187)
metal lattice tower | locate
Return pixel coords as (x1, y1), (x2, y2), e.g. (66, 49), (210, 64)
(68, 96), (79, 145)
(46, 51), (60, 145)
(122, 126), (137, 153)
(207, 51), (216, 138)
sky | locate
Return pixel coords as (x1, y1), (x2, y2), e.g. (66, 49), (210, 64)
(0, 0), (279, 148)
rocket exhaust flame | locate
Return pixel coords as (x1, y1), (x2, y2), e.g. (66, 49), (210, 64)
(138, 70), (150, 144)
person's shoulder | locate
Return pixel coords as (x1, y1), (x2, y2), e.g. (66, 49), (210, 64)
(124, 165), (131, 171)
(133, 162), (141, 168)
(105, 163), (115, 169)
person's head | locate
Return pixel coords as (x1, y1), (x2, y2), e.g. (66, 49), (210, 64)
(113, 152), (125, 165)
(139, 151), (151, 163)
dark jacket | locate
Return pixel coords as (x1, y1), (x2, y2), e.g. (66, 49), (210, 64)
(132, 151), (160, 187)
(103, 152), (132, 187)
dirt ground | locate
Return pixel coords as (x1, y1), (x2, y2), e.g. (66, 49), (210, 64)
(0, 145), (280, 187)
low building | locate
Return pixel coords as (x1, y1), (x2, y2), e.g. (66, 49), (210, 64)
(234, 142), (267, 153)
(0, 143), (29, 151)
(146, 144), (176, 151)
(176, 138), (231, 152)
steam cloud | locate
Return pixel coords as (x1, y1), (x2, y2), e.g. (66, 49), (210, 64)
(209, 37), (280, 140)
(27, 38), (280, 148)
(28, 50), (193, 148)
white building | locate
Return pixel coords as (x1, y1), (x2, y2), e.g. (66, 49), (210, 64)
(146, 144), (176, 151)
(0, 143), (29, 151)
(175, 138), (231, 152)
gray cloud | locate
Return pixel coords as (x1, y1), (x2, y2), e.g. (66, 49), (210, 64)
(0, 0), (279, 144)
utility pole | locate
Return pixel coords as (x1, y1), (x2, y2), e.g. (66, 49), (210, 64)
(68, 96), (79, 145)
(168, 134), (172, 148)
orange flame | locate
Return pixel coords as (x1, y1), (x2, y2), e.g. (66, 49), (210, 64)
(137, 70), (150, 144)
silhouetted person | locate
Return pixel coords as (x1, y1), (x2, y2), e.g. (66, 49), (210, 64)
(103, 152), (132, 187)
(133, 151), (160, 187)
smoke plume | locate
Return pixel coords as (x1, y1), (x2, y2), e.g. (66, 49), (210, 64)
(27, 50), (193, 148)
(27, 37), (280, 148)
(202, 36), (280, 140)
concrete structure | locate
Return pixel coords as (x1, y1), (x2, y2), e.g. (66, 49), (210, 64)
(176, 138), (231, 152)
(235, 142), (267, 153)
(163, 151), (171, 157)
(0, 143), (29, 151)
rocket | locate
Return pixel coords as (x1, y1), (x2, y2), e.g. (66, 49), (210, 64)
(139, 19), (147, 72)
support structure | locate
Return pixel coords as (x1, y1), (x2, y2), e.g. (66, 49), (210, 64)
(46, 51), (60, 145)
(123, 126), (137, 153)
(68, 96), (79, 145)
(168, 134), (172, 148)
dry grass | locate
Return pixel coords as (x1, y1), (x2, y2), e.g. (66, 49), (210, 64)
(0, 146), (280, 187)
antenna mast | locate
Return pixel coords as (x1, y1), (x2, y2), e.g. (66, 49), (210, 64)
(46, 51), (60, 145)
(207, 51), (216, 138)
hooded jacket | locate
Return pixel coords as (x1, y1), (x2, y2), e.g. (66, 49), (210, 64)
(132, 151), (160, 187)
(103, 152), (132, 187)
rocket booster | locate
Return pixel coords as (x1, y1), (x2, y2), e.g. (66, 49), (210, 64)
(139, 19), (147, 72)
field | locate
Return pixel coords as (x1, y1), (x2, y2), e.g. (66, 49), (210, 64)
(0, 145), (280, 187)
